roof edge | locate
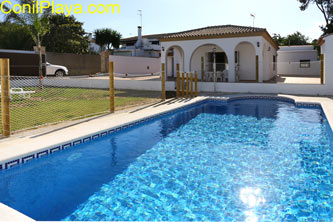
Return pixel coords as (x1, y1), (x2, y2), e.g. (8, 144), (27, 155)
(159, 30), (279, 50)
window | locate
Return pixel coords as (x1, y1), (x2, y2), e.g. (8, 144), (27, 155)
(207, 52), (226, 72)
(273, 55), (276, 71)
(300, 60), (311, 68)
(150, 41), (160, 45)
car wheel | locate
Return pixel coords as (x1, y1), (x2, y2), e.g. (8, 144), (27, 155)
(55, 70), (65, 77)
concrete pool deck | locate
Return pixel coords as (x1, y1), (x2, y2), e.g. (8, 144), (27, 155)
(1, 94), (333, 220)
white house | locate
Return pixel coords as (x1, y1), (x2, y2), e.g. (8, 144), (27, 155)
(277, 45), (320, 76)
(320, 33), (333, 85)
(87, 33), (102, 53)
(115, 27), (166, 58)
(160, 25), (279, 83)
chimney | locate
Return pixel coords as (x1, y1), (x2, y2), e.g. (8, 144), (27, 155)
(135, 26), (143, 48)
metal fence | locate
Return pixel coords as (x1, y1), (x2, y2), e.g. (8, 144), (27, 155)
(0, 59), (117, 137)
(6, 76), (114, 133)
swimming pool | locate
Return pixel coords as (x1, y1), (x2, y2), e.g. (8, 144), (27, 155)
(1, 98), (333, 221)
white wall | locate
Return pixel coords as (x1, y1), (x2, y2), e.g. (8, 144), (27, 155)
(322, 34), (333, 85)
(37, 78), (333, 95)
(277, 61), (320, 76)
(262, 38), (278, 81)
(277, 46), (319, 76)
(198, 82), (333, 95)
(38, 78), (175, 91)
(235, 42), (256, 81)
(277, 50), (318, 63)
(109, 55), (161, 74)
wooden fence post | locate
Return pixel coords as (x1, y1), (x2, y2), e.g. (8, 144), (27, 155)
(195, 71), (198, 97)
(182, 72), (185, 97)
(176, 64), (180, 98)
(109, 62), (115, 113)
(186, 73), (189, 98)
(161, 63), (166, 101)
(190, 73), (193, 97)
(1, 59), (10, 137)
(321, 54), (324, 85)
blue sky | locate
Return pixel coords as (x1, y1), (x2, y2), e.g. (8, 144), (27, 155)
(7, 0), (327, 40)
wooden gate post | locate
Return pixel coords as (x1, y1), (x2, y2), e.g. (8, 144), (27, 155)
(161, 63), (166, 101)
(176, 64), (180, 98)
(190, 73), (194, 98)
(186, 73), (189, 98)
(109, 62), (115, 113)
(1, 59), (10, 137)
(195, 71), (198, 97)
(182, 72), (185, 97)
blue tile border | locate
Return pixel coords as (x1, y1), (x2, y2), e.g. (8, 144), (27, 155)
(62, 143), (72, 150)
(73, 140), (82, 147)
(37, 150), (48, 158)
(50, 146), (61, 154)
(22, 155), (35, 164)
(83, 137), (91, 143)
(5, 159), (20, 169)
(92, 134), (100, 140)
(0, 96), (328, 172)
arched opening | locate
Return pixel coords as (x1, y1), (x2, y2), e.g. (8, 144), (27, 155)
(165, 46), (184, 79)
(234, 42), (256, 82)
(190, 44), (228, 82)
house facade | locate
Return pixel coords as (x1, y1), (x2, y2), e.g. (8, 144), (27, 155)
(160, 25), (279, 83)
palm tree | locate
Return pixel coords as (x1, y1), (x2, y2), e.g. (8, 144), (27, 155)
(94, 28), (122, 52)
(2, 0), (50, 80)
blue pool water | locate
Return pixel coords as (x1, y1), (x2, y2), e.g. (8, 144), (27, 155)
(1, 99), (333, 221)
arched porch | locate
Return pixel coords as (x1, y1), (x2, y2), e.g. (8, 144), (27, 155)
(165, 46), (184, 79)
(190, 44), (229, 82)
(234, 42), (257, 82)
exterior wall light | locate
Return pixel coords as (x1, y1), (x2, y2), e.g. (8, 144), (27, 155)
(162, 46), (165, 51)
(257, 42), (260, 47)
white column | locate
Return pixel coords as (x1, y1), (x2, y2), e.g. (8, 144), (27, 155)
(258, 53), (264, 83)
(227, 51), (236, 83)
(183, 50), (191, 73)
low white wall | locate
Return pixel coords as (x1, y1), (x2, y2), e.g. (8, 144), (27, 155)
(198, 82), (332, 95)
(277, 61), (320, 76)
(36, 78), (175, 91)
(115, 80), (175, 91)
(110, 55), (161, 74)
(35, 78), (333, 95)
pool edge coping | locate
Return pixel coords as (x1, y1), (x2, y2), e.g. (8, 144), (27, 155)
(1, 94), (332, 171)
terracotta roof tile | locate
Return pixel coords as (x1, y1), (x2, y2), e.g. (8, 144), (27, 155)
(121, 25), (266, 43)
(161, 25), (266, 39)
